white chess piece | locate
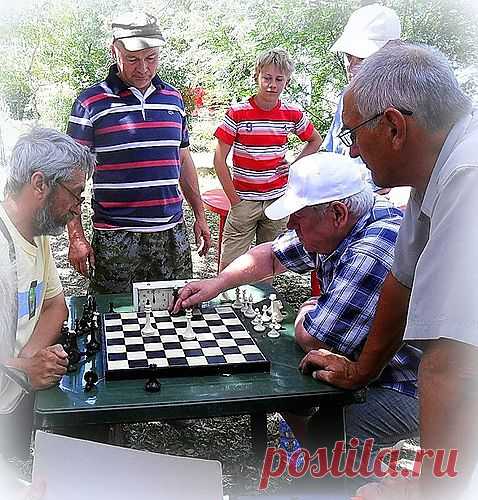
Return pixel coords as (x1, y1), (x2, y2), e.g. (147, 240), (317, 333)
(241, 290), (248, 312)
(251, 308), (261, 325)
(268, 293), (277, 314)
(261, 304), (271, 323)
(141, 301), (156, 336)
(267, 313), (281, 338)
(253, 314), (266, 332)
(244, 295), (256, 318)
(182, 308), (196, 340)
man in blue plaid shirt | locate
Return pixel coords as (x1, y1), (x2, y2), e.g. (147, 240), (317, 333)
(175, 152), (420, 456)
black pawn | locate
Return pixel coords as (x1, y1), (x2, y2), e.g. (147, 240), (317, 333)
(109, 302), (115, 313)
(84, 370), (98, 392)
(145, 364), (161, 393)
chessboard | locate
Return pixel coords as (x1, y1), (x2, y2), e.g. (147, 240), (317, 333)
(101, 305), (270, 380)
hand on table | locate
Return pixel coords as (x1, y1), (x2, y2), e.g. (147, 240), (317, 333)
(172, 278), (222, 313)
(18, 344), (68, 390)
(68, 236), (95, 277)
(298, 349), (365, 390)
(193, 218), (211, 256)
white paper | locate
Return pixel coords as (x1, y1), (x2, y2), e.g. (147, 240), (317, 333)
(33, 431), (223, 500)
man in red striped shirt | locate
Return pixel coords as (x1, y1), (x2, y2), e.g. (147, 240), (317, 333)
(214, 48), (322, 271)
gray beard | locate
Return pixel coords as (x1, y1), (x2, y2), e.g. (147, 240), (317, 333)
(32, 200), (68, 237)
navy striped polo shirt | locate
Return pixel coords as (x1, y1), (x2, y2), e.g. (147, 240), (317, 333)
(67, 65), (189, 231)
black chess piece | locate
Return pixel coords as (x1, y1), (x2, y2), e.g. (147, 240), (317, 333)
(86, 319), (101, 357)
(109, 302), (115, 313)
(84, 370), (98, 392)
(67, 332), (82, 366)
(144, 364), (161, 393)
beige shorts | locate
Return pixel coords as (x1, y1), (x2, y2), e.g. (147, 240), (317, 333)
(220, 199), (288, 270)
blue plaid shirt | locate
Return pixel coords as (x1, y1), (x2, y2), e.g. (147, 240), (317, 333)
(273, 197), (421, 398)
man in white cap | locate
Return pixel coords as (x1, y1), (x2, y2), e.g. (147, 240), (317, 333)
(67, 12), (210, 294)
(174, 152), (419, 457)
(323, 3), (401, 192)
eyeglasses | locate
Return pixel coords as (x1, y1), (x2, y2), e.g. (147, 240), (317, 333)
(338, 109), (413, 148)
(57, 181), (85, 207)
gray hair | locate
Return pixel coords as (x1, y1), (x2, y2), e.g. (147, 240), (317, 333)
(347, 41), (472, 132)
(313, 184), (374, 220)
(4, 127), (96, 195)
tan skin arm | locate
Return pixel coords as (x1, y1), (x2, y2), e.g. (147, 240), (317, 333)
(4, 293), (69, 390)
(179, 147), (211, 256)
(299, 272), (410, 387)
(67, 216), (94, 277)
(173, 242), (287, 312)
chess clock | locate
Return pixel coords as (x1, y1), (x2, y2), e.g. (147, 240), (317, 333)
(132, 280), (188, 312)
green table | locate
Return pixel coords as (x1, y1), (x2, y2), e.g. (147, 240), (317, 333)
(34, 285), (364, 457)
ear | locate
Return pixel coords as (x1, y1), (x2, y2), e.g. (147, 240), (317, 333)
(30, 171), (50, 201)
(330, 202), (348, 228)
(383, 107), (407, 151)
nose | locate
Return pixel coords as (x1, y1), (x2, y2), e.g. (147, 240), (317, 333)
(138, 60), (148, 73)
(349, 142), (360, 158)
(286, 216), (297, 230)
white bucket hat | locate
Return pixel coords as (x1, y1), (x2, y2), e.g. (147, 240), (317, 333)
(265, 152), (367, 221)
(330, 3), (401, 59)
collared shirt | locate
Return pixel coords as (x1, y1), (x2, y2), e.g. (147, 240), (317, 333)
(214, 97), (315, 200)
(393, 107), (478, 346)
(67, 65), (189, 232)
(273, 197), (421, 397)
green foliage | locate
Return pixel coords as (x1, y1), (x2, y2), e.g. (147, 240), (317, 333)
(0, 0), (476, 135)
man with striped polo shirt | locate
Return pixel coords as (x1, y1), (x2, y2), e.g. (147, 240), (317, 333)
(67, 12), (210, 293)
(214, 48), (322, 271)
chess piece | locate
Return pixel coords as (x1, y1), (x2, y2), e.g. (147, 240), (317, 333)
(267, 314), (281, 338)
(240, 290), (248, 312)
(244, 295), (256, 318)
(181, 308), (196, 340)
(108, 302), (115, 313)
(141, 300), (156, 336)
(84, 370), (98, 392)
(253, 314), (266, 332)
(145, 364), (161, 393)
(232, 288), (242, 309)
(251, 308), (261, 325)
(268, 293), (277, 314)
(261, 304), (271, 323)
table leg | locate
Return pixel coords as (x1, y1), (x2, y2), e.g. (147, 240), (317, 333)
(250, 412), (268, 462)
(217, 214), (226, 272)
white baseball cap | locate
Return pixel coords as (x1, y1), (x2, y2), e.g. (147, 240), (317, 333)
(330, 3), (401, 59)
(112, 12), (165, 52)
(265, 152), (367, 221)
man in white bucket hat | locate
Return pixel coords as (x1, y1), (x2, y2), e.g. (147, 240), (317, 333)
(323, 3), (401, 193)
(174, 152), (419, 459)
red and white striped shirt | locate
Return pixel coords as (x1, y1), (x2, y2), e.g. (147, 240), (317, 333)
(215, 97), (315, 200)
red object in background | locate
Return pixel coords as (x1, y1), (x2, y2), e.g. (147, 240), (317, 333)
(193, 87), (205, 109)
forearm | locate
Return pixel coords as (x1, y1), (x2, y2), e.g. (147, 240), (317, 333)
(213, 144), (239, 204)
(19, 295), (68, 358)
(217, 243), (286, 291)
(67, 215), (87, 242)
(355, 272), (410, 383)
(293, 130), (322, 163)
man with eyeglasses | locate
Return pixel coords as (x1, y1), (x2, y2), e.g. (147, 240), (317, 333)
(173, 152), (419, 469)
(0, 127), (95, 459)
(67, 12), (210, 294)
(322, 3), (401, 194)
(302, 43), (478, 499)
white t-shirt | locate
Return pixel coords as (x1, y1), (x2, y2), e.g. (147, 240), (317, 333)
(0, 205), (63, 355)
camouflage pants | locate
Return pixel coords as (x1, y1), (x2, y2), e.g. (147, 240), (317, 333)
(89, 223), (193, 294)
